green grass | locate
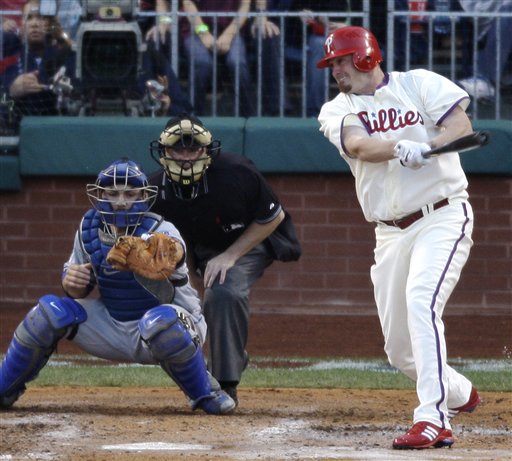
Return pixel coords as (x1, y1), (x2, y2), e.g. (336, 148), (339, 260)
(28, 355), (512, 392)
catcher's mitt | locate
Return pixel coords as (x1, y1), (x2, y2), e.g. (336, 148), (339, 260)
(106, 233), (184, 281)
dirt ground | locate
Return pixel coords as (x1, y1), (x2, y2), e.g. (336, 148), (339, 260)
(0, 310), (511, 460)
(1, 387), (511, 461)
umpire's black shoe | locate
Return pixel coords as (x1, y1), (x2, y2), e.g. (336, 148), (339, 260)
(222, 386), (238, 407)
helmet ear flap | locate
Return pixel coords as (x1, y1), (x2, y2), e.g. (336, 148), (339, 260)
(353, 51), (379, 72)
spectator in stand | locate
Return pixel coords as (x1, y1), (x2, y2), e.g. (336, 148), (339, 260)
(0, 31), (21, 134)
(78, 0), (192, 116)
(1, 0), (25, 33)
(139, 42), (195, 116)
(250, 0), (292, 115)
(134, 0), (194, 115)
(139, 0), (173, 51)
(286, 0), (353, 117)
(394, 0), (429, 71)
(181, 0), (255, 117)
(2, 0), (193, 118)
(456, 0), (512, 101)
(0, 28), (21, 77)
(368, 0), (427, 71)
(2, 0), (74, 126)
(2, 0), (82, 41)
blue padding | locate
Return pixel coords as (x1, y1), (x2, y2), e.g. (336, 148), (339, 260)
(0, 295), (86, 398)
(139, 305), (179, 343)
(0, 337), (41, 395)
(38, 295), (87, 330)
(139, 305), (212, 402)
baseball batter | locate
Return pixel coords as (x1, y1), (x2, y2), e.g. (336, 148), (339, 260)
(317, 26), (481, 449)
(0, 158), (235, 415)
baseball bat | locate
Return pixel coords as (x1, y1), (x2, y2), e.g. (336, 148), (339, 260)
(422, 130), (491, 158)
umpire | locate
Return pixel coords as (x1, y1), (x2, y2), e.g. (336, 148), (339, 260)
(149, 115), (301, 405)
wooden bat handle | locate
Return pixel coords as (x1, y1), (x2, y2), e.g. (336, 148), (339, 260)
(422, 130), (491, 158)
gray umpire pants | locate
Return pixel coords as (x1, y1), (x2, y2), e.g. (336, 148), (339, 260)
(202, 243), (273, 385)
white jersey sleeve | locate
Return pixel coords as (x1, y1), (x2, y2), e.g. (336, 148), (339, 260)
(318, 69), (471, 222)
(397, 69), (470, 127)
(63, 231), (91, 273)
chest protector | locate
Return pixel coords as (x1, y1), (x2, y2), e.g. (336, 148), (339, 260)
(80, 209), (163, 321)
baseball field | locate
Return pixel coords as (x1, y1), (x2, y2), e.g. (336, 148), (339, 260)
(1, 310), (510, 461)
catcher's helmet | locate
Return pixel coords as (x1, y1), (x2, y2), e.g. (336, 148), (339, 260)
(87, 158), (158, 229)
(316, 26), (383, 72)
(150, 115), (221, 195)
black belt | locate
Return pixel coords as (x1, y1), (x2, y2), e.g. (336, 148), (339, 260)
(381, 198), (450, 230)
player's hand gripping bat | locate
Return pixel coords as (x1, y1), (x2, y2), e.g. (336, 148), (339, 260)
(422, 130), (490, 158)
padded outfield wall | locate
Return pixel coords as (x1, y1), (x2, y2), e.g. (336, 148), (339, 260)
(0, 117), (510, 315)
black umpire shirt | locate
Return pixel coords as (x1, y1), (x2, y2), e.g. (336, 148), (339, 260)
(149, 152), (283, 255)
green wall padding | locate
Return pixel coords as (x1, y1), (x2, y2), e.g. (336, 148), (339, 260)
(0, 155), (21, 191)
(243, 117), (348, 172)
(19, 116), (246, 176)
(18, 117), (511, 176)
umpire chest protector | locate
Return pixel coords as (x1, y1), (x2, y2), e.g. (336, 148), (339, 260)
(80, 209), (163, 321)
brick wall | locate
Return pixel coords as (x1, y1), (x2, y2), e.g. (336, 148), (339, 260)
(0, 174), (510, 314)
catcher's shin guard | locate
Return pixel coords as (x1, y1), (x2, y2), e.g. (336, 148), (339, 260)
(139, 305), (235, 414)
(0, 295), (87, 409)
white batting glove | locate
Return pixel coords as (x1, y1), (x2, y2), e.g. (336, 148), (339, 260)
(394, 140), (431, 170)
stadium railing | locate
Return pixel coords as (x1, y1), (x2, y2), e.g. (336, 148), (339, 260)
(1, 2), (511, 121)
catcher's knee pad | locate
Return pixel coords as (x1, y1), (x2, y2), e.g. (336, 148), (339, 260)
(19, 295), (88, 348)
(139, 305), (213, 405)
(0, 295), (87, 401)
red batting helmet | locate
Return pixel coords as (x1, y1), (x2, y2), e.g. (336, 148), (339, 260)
(316, 26), (383, 72)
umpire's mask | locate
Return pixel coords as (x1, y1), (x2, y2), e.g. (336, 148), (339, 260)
(150, 115), (220, 199)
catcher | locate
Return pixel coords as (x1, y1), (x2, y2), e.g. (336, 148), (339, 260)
(0, 158), (236, 415)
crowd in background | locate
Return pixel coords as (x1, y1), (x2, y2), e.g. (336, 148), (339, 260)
(0, 0), (511, 134)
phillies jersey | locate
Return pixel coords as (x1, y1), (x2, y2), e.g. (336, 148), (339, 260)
(318, 69), (471, 223)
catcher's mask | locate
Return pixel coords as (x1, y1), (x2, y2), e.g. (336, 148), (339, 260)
(150, 115), (221, 199)
(86, 158), (158, 230)
(316, 26), (383, 72)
